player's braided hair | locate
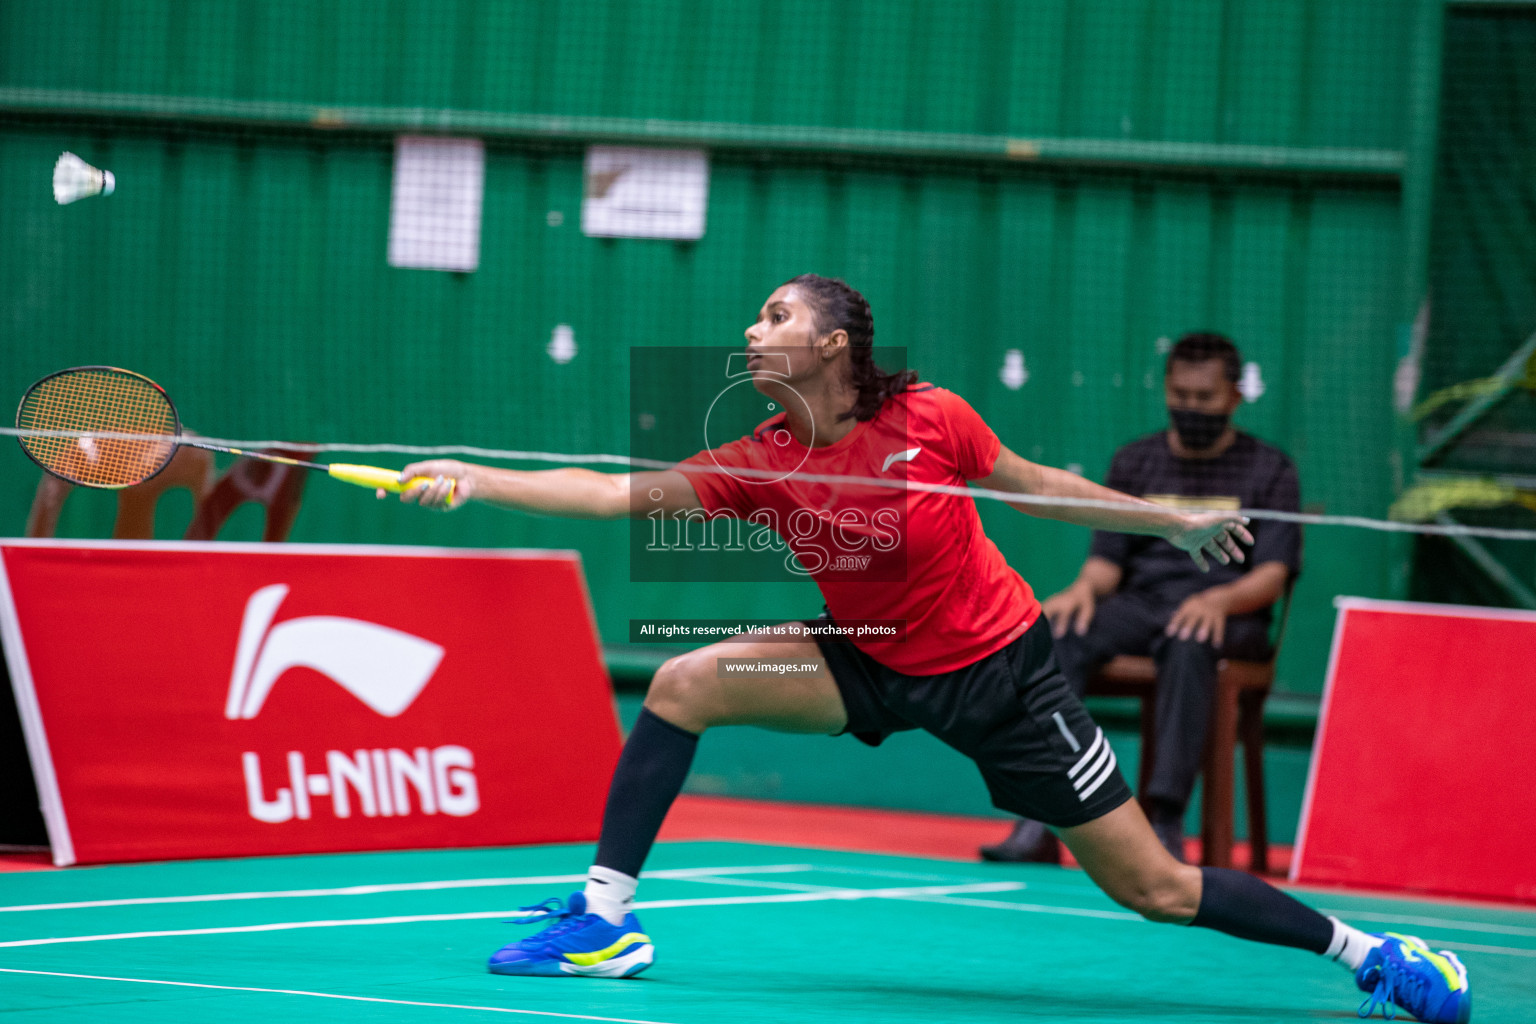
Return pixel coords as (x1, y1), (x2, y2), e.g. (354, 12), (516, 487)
(783, 274), (918, 422)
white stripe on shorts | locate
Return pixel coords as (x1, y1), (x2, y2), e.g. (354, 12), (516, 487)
(1068, 728), (1104, 779)
(1072, 740), (1112, 792)
(1077, 745), (1119, 801)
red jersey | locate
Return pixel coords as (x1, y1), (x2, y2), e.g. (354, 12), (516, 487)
(679, 384), (1040, 674)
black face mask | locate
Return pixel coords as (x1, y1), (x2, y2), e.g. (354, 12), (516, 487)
(1169, 407), (1230, 451)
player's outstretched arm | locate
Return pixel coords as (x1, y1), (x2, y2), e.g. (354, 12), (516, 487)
(977, 446), (1253, 572)
(390, 461), (703, 520)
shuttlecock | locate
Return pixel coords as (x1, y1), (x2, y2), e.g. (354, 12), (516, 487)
(53, 152), (115, 205)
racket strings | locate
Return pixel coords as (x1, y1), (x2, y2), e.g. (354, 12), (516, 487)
(18, 369), (177, 487)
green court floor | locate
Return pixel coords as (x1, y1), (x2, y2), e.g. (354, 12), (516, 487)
(1, 841), (1532, 1023)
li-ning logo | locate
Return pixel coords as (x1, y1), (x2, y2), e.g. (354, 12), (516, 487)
(225, 584), (444, 720)
(881, 447), (921, 473)
(230, 584), (477, 825)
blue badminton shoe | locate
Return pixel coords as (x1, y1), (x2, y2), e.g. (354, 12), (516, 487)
(1355, 933), (1471, 1023)
(487, 892), (653, 978)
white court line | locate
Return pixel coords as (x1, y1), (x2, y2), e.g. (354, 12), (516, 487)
(3, 883), (1533, 959)
(0, 864), (816, 914)
(676, 872), (1136, 922)
(895, 892), (1141, 921)
(794, 864), (974, 883)
(0, 910), (536, 947)
(0, 968), (675, 1023)
(1320, 909), (1536, 939)
(676, 873), (931, 896)
(635, 893), (1536, 956)
(634, 882), (1028, 912)
(1428, 941), (1536, 958)
(0, 882), (1022, 948)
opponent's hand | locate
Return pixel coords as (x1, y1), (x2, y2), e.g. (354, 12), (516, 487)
(1042, 583), (1096, 638)
(1166, 589), (1230, 647)
(380, 459), (476, 510)
(1167, 513), (1252, 572)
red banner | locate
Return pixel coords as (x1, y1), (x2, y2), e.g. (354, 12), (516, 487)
(0, 541), (621, 866)
(1292, 597), (1536, 903)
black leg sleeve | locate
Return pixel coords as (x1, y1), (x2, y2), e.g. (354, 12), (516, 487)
(592, 707), (700, 879)
(1191, 866), (1333, 954)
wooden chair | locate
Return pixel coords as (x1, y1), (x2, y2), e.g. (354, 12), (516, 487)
(184, 449), (309, 542)
(1087, 582), (1294, 873)
(25, 447), (215, 540)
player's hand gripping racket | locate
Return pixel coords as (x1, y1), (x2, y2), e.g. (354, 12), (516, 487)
(14, 366), (456, 505)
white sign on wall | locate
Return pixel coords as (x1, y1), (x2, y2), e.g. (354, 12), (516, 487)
(582, 146), (708, 240)
(388, 136), (485, 272)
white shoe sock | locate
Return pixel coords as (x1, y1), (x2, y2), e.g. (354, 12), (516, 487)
(584, 865), (637, 926)
(1325, 916), (1384, 972)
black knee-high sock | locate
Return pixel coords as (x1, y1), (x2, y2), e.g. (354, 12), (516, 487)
(1191, 867), (1333, 953)
(592, 707), (700, 879)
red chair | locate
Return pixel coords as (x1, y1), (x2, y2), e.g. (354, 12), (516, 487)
(25, 446), (215, 540)
(184, 449), (310, 542)
(1086, 583), (1294, 873)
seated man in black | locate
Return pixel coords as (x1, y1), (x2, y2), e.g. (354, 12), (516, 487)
(981, 332), (1300, 864)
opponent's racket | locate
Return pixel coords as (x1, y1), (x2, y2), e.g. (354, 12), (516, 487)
(15, 366), (454, 503)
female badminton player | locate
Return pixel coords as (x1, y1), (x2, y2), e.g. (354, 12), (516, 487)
(395, 275), (1469, 1023)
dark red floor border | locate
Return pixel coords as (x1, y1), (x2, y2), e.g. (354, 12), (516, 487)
(659, 794), (1292, 876)
(0, 797), (1292, 876)
(0, 851), (55, 872)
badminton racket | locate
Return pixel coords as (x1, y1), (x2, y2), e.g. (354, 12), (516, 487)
(14, 366), (455, 504)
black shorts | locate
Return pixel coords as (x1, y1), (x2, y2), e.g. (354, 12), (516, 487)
(809, 613), (1134, 829)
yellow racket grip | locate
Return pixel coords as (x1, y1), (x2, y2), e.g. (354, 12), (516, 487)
(328, 464), (457, 506)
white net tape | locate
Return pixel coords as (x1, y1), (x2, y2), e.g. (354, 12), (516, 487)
(7, 424), (1536, 542)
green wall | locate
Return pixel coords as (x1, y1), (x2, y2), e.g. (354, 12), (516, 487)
(0, 0), (1433, 696)
(2, 0), (1411, 145)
